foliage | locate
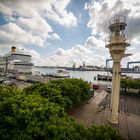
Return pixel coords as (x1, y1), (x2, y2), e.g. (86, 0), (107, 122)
(24, 78), (91, 111)
(23, 82), (68, 108)
(0, 79), (124, 140)
(87, 125), (124, 140)
(121, 79), (140, 95)
(0, 85), (65, 139)
(49, 79), (91, 108)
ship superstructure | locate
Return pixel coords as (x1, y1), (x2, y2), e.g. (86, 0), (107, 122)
(0, 46), (34, 74)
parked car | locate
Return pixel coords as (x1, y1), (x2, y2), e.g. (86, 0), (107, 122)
(3, 80), (15, 86)
(25, 78), (32, 83)
(89, 89), (94, 97)
(25, 78), (41, 83)
(7, 74), (16, 79)
(16, 75), (26, 81)
(93, 84), (100, 90)
(106, 86), (112, 93)
(0, 79), (4, 84)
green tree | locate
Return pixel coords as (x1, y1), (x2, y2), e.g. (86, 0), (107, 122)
(24, 79), (91, 111)
(121, 79), (140, 96)
(49, 79), (91, 109)
(0, 86), (64, 139)
(23, 82), (68, 108)
(0, 81), (124, 140)
(86, 125), (124, 140)
(121, 79), (128, 92)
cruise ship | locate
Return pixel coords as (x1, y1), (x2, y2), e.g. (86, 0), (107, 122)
(0, 46), (34, 74)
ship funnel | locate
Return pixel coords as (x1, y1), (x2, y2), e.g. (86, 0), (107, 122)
(11, 46), (16, 53)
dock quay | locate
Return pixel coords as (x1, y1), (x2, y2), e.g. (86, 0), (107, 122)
(0, 73), (111, 90)
(0, 74), (68, 89)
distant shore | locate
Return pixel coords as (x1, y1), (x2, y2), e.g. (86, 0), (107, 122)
(34, 66), (140, 73)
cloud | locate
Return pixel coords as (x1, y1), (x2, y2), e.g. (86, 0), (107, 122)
(0, 0), (139, 68)
(83, 0), (140, 66)
(50, 33), (61, 40)
(55, 48), (66, 55)
(0, 0), (78, 67)
(43, 45), (92, 66)
(0, 0), (77, 48)
(43, 42), (108, 67)
(0, 22), (44, 47)
(0, 0), (77, 28)
(44, 0), (140, 68)
(19, 46), (49, 66)
(42, 0), (77, 27)
(16, 17), (53, 39)
(86, 0), (140, 39)
(35, 0), (140, 67)
(84, 36), (104, 48)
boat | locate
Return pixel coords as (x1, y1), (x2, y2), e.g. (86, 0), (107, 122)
(52, 69), (70, 78)
(0, 46), (34, 74)
(97, 74), (112, 81)
(97, 74), (132, 81)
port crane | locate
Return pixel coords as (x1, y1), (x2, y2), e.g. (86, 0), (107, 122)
(69, 57), (76, 68)
(106, 59), (112, 69)
(127, 61), (140, 69)
(80, 59), (85, 67)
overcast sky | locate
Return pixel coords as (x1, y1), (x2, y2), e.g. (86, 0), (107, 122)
(0, 0), (140, 67)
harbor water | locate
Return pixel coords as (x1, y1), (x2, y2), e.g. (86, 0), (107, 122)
(34, 67), (140, 84)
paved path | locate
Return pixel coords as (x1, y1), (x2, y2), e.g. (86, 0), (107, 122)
(70, 92), (140, 140)
(88, 91), (107, 104)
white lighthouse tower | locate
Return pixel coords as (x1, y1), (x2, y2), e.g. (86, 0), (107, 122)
(106, 15), (130, 124)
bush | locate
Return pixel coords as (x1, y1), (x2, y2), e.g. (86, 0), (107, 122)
(0, 80), (124, 140)
(121, 79), (140, 95)
(24, 79), (91, 111)
(0, 86), (65, 139)
(87, 125), (124, 140)
(49, 79), (91, 107)
(23, 82), (68, 108)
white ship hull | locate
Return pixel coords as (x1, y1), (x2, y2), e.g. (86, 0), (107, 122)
(0, 47), (34, 74)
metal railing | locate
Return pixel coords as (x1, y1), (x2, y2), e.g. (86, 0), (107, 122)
(109, 14), (126, 25)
